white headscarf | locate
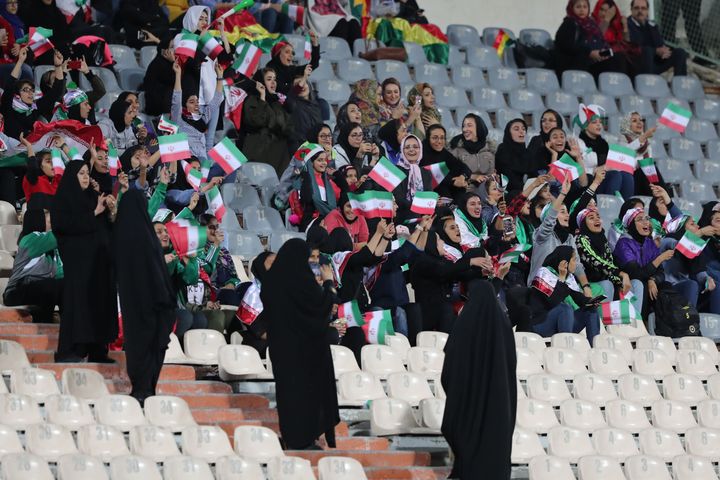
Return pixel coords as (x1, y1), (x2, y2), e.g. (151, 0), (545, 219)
(180, 6), (216, 105)
(397, 134), (424, 200)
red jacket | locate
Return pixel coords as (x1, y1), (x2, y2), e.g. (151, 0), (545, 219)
(23, 174), (62, 201)
(0, 16), (17, 65)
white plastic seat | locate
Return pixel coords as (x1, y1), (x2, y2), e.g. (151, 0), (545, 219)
(662, 373), (708, 405)
(361, 345), (405, 379)
(163, 456), (214, 480)
(676, 350), (718, 379)
(514, 332), (546, 359)
(128, 425), (180, 462)
(386, 372), (433, 407)
(416, 331), (449, 351)
(516, 398), (559, 433)
(516, 348), (543, 379)
(708, 373), (720, 399)
(337, 371), (386, 407)
(698, 399), (720, 428)
(218, 344), (267, 381)
(233, 425), (284, 463)
(0, 424), (24, 455)
(181, 425), (234, 463)
(632, 349), (674, 379)
(528, 455), (575, 479)
(638, 428), (686, 461)
(605, 399), (652, 433)
(592, 427), (639, 461)
(385, 333), (411, 362)
(577, 455), (626, 480)
(57, 453), (109, 480)
(678, 336), (719, 363)
(0, 393), (43, 428)
(9, 367), (60, 402)
(45, 394), (95, 430)
(636, 336), (677, 364)
(551, 333), (591, 359)
(370, 397), (419, 436)
(317, 456), (367, 480)
(215, 455), (265, 480)
(25, 423), (78, 461)
(526, 373), (572, 406)
(267, 456), (316, 480)
(94, 395), (146, 432)
(510, 428), (545, 463)
(108, 455), (162, 480)
(164, 332), (190, 363)
(559, 399), (606, 431)
(330, 345), (361, 379)
(144, 395), (197, 433)
(547, 425), (595, 462)
(589, 349), (631, 379)
(544, 347), (587, 379)
(617, 373), (663, 407)
(0, 340), (30, 375)
(77, 424), (130, 462)
(0, 453), (54, 480)
(624, 455), (672, 480)
(651, 400), (697, 433)
(419, 397), (444, 431)
(183, 329), (227, 364)
(573, 373), (618, 407)
(605, 321), (649, 339)
(61, 368), (110, 403)
(684, 427), (720, 461)
(406, 347), (444, 378)
(672, 454), (719, 480)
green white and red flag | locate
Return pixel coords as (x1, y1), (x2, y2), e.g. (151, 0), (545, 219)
(51, 148), (65, 175)
(200, 159), (213, 183)
(361, 310), (395, 344)
(208, 137), (247, 174)
(676, 230), (708, 259)
(158, 115), (179, 135)
(549, 153), (584, 182)
(199, 32), (223, 60)
(497, 243), (531, 264)
(659, 102), (692, 133)
(303, 34), (312, 60)
(606, 144), (637, 174)
(281, 3), (304, 25)
(158, 133), (191, 163)
(17, 27), (54, 57)
(348, 191), (394, 218)
(338, 300), (363, 327)
(599, 299), (635, 325)
(205, 186), (226, 223)
(214, 0), (253, 23)
(423, 161), (449, 188)
(410, 191), (439, 215)
(223, 84), (248, 130)
(166, 220), (207, 257)
(368, 156), (406, 191)
(175, 33), (199, 60)
(232, 42), (263, 78)
(638, 157), (659, 183)
(180, 160), (203, 191)
(107, 141), (119, 176)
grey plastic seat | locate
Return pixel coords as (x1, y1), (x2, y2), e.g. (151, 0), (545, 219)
(685, 119), (718, 144)
(319, 36), (352, 62)
(649, 138), (668, 159)
(316, 79), (351, 106)
(81, 67), (120, 92)
(582, 93), (618, 115)
(447, 24), (481, 48)
(620, 94), (654, 116)
(242, 206), (284, 233)
(680, 180), (715, 203)
(337, 58), (374, 83)
(447, 46), (466, 66)
(470, 87), (506, 111)
(599, 72), (635, 98)
(656, 158), (694, 183)
(455, 108), (493, 130)
(270, 231), (305, 251)
(635, 74), (671, 99)
(414, 63), (450, 86)
(434, 85), (470, 108)
(34, 65), (55, 85)
(228, 184), (261, 213)
(496, 108), (523, 128)
(375, 60), (412, 84)
(708, 140), (720, 161)
(242, 162), (280, 187)
(95, 91), (120, 114)
(519, 28), (553, 49)
(450, 65), (485, 90)
(140, 46), (156, 68)
(546, 90), (579, 116)
(696, 98), (720, 122)
(657, 97), (691, 115)
(700, 313), (720, 340)
(672, 76), (705, 101)
(438, 107), (457, 129)
(404, 41), (428, 67)
(109, 44), (139, 69)
(353, 38), (378, 57)
(525, 68), (560, 96)
(466, 46), (501, 70)
(695, 160), (720, 186)
(118, 68), (145, 91)
(309, 59), (337, 83)
(669, 138), (704, 162)
(226, 231), (264, 260)
(675, 198), (702, 218)
(562, 70), (597, 96)
(487, 67), (522, 93)
(282, 34), (306, 62)
(481, 27), (515, 46)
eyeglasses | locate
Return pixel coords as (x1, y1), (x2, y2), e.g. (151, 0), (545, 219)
(349, 133), (364, 138)
(318, 134), (332, 139)
(20, 87), (34, 93)
(429, 136), (445, 141)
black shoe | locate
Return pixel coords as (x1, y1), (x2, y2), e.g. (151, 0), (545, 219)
(87, 355), (116, 364)
(54, 354), (85, 363)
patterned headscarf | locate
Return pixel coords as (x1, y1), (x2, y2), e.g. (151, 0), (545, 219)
(349, 79), (381, 128)
(397, 134), (424, 201)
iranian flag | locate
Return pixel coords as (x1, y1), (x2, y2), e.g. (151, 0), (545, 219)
(199, 32), (223, 60)
(659, 102), (692, 133)
(549, 153), (584, 182)
(166, 220), (207, 257)
(25, 120), (103, 156)
(223, 84), (248, 130)
(181, 160), (203, 191)
(175, 33), (199, 60)
(107, 142), (120, 176)
(606, 144), (637, 174)
(303, 34), (312, 60)
(348, 191), (394, 218)
(424, 161), (449, 188)
(281, 3), (304, 25)
(17, 27), (54, 57)
(200, 159), (213, 183)
(158, 115), (179, 135)
(232, 42), (263, 78)
(209, 138), (247, 174)
(51, 148), (65, 175)
(338, 300), (363, 327)
(599, 299), (636, 325)
(676, 230), (708, 259)
(361, 310), (395, 344)
(410, 191), (439, 215)
(638, 157), (659, 183)
(214, 0), (253, 23)
(368, 156), (406, 191)
(532, 267), (559, 297)
(205, 186), (226, 222)
(498, 244), (531, 264)
(158, 133), (191, 163)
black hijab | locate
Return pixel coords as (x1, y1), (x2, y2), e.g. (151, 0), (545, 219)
(51, 160), (98, 235)
(420, 125), (455, 166)
(496, 119), (532, 193)
(441, 279), (516, 480)
(555, 217), (571, 243)
(306, 220), (329, 249)
(699, 202), (719, 229)
(334, 102), (359, 138)
(20, 209), (47, 241)
(322, 227), (353, 255)
(337, 122), (361, 164)
(84, 150), (113, 194)
(250, 251), (275, 282)
(539, 109), (564, 143)
(434, 213), (463, 252)
(579, 128), (609, 167)
(542, 245), (575, 269)
(109, 98), (133, 133)
(450, 114), (488, 154)
(377, 119), (402, 152)
(458, 192), (486, 234)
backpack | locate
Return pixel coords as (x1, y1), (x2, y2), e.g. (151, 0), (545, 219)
(653, 284), (700, 337)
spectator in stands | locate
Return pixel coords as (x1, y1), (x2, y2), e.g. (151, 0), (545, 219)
(592, 0), (640, 72)
(21, 135), (64, 201)
(332, 121), (381, 175)
(450, 113), (495, 184)
(288, 70), (323, 153)
(323, 193), (369, 250)
(0, 13), (25, 82)
(241, 67), (294, 176)
(394, 134), (432, 224)
(376, 118), (404, 164)
(333, 101), (362, 142)
(307, 0), (362, 53)
(299, 144), (341, 231)
(248, 0), (294, 35)
(627, 0), (688, 76)
(334, 164), (361, 192)
(86, 142), (114, 195)
(700, 202), (720, 283)
(262, 238), (340, 450)
(142, 36), (175, 116)
(3, 207), (63, 323)
(51, 159), (118, 362)
(99, 95), (146, 154)
(53, 64), (106, 125)
(378, 78), (424, 137)
(420, 124), (470, 204)
(618, 111), (669, 197)
(266, 33), (320, 96)
(311, 123), (337, 166)
(0, 0), (24, 40)
(441, 280), (516, 480)
(114, 189), (176, 405)
(495, 118), (536, 197)
(528, 244), (601, 340)
(185, 217), (226, 333)
(349, 78), (381, 138)
(454, 192), (487, 250)
(554, 0), (628, 79)
(407, 83), (441, 131)
(118, 0), (169, 49)
(478, 176), (508, 238)
(525, 109), (564, 172)
(398, 0), (428, 24)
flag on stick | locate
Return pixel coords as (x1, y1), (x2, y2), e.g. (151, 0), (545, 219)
(348, 191), (394, 218)
(410, 191), (439, 215)
(174, 33), (200, 60)
(51, 148), (65, 175)
(676, 230), (708, 259)
(606, 144), (637, 174)
(492, 29), (512, 57)
(232, 42), (263, 78)
(205, 186), (226, 222)
(107, 141), (119, 176)
(361, 310), (395, 344)
(338, 300), (363, 327)
(423, 161), (449, 188)
(208, 138), (247, 174)
(158, 115), (179, 135)
(17, 27), (54, 57)
(166, 221), (207, 257)
(659, 102), (692, 133)
(497, 244), (531, 264)
(368, 156), (406, 191)
(199, 32), (223, 60)
(599, 299), (636, 325)
(638, 157), (659, 183)
(180, 160), (203, 191)
(159, 133), (191, 163)
(281, 3), (304, 25)
(223, 84), (248, 130)
(549, 153), (584, 182)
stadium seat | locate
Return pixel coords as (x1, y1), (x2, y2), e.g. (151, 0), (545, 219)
(218, 344), (267, 380)
(82, 67), (120, 92)
(183, 329), (227, 364)
(309, 59), (337, 83)
(108, 455), (162, 480)
(416, 331), (449, 350)
(319, 36), (352, 62)
(676, 350), (718, 379)
(447, 24), (481, 48)
(679, 336), (719, 363)
(544, 347), (587, 379)
(669, 138), (704, 162)
(163, 456), (214, 480)
(487, 67), (522, 93)
(419, 397), (444, 431)
(317, 79), (351, 106)
(56, 453), (109, 480)
(624, 455), (672, 480)
(619, 94), (655, 116)
(605, 399), (652, 433)
(447, 46), (466, 66)
(128, 425), (180, 462)
(370, 397), (418, 436)
(509, 89), (545, 114)
(233, 425), (284, 463)
(638, 428), (686, 461)
(0, 453), (54, 480)
(215, 455), (265, 480)
(599, 72), (635, 98)
(94, 395), (146, 432)
(330, 344), (361, 378)
(657, 158), (694, 184)
(696, 98), (720, 122)
(700, 313), (720, 340)
(337, 58), (374, 83)
(226, 231), (265, 260)
(482, 27), (515, 46)
(511, 428), (545, 463)
(632, 349), (674, 380)
(109, 44), (139, 68)
(680, 179), (714, 203)
(559, 399), (606, 431)
(337, 371), (386, 406)
(353, 38), (377, 58)
(519, 28), (554, 49)
(0, 224), (19, 254)
(164, 332), (191, 364)
(9, 366), (60, 402)
(526, 373), (572, 406)
(318, 456), (368, 480)
(0, 393), (43, 428)
(267, 456), (315, 480)
(407, 346), (444, 378)
(450, 65), (486, 91)
(403, 41), (428, 67)
(635, 74), (671, 99)
(495, 108), (522, 129)
(361, 345), (406, 379)
(545, 91), (580, 117)
(0, 340), (29, 376)
(61, 368), (109, 403)
(671, 76), (704, 101)
(547, 425), (595, 462)
(25, 423), (78, 461)
(0, 200), (18, 225)
(524, 68), (560, 96)
(470, 86), (507, 110)
(592, 427), (639, 461)
(139, 46), (156, 68)
(243, 206), (285, 232)
(516, 398), (559, 433)
(0, 423), (24, 455)
(144, 395), (196, 433)
(45, 394), (95, 430)
(617, 373), (663, 407)
(551, 333), (591, 358)
(562, 70), (597, 96)
(385, 333), (411, 361)
(698, 399), (720, 429)
(577, 455), (626, 480)
(466, 46), (501, 70)
(118, 68), (145, 90)
(414, 63), (450, 86)
(225, 183), (261, 212)
(662, 373), (707, 406)
(514, 332), (546, 359)
(433, 85), (470, 108)
(694, 161), (720, 187)
(636, 335), (677, 363)
(685, 119), (718, 143)
(181, 425), (234, 462)
(651, 399), (697, 433)
(572, 373), (618, 406)
(386, 372), (434, 407)
(582, 93), (618, 115)
(527, 455), (574, 480)
(77, 424), (130, 462)
(685, 427), (720, 461)
(672, 454), (719, 480)
(375, 60), (412, 84)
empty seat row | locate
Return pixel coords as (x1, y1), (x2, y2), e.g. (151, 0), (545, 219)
(336, 370), (444, 407)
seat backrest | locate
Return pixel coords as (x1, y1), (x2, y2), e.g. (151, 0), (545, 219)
(1, 453), (54, 480)
(651, 399), (697, 433)
(144, 395), (197, 433)
(562, 70), (597, 95)
(317, 456), (367, 480)
(108, 455), (162, 480)
(233, 425), (284, 463)
(60, 368), (109, 403)
(369, 397), (418, 436)
(77, 424), (130, 462)
(181, 426), (234, 462)
(466, 46), (501, 69)
(94, 395), (146, 431)
(625, 454), (672, 480)
(215, 455), (265, 480)
(487, 67), (522, 92)
(525, 68), (560, 94)
(317, 79), (352, 105)
(599, 72), (635, 97)
(9, 366), (60, 402)
(559, 398), (606, 431)
(163, 456), (214, 480)
(416, 331), (449, 350)
(672, 454), (718, 480)
(243, 162), (280, 187)
(527, 455), (575, 480)
(605, 399), (651, 433)
(545, 90), (579, 116)
(183, 329), (227, 364)
(632, 348), (674, 379)
(471, 86), (507, 110)
(592, 427), (639, 459)
(57, 453), (109, 480)
(572, 373), (618, 406)
(511, 428), (545, 463)
(516, 398), (559, 433)
(406, 346), (445, 376)
(519, 28), (553, 49)
(678, 336), (719, 363)
(635, 74), (671, 98)
(330, 344), (361, 377)
(337, 58), (374, 82)
(242, 206), (284, 232)
(319, 36), (352, 61)
(617, 373), (663, 406)
(25, 423), (78, 461)
(386, 372), (433, 406)
(218, 344), (267, 380)
(547, 425), (595, 461)
(447, 24), (480, 48)
(375, 60), (412, 84)
(128, 425), (181, 462)
(361, 345), (405, 378)
(526, 373), (572, 405)
(267, 456), (315, 480)
(450, 65), (486, 90)
(414, 63), (450, 85)
(577, 456), (626, 480)
(337, 371), (385, 404)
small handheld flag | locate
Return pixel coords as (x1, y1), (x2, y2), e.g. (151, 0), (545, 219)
(281, 3), (305, 25)
(174, 33), (200, 62)
(208, 138), (247, 174)
(199, 32), (223, 60)
(599, 299), (636, 326)
(338, 300), (363, 327)
(166, 220), (207, 257)
(676, 230), (708, 259)
(348, 191), (394, 218)
(232, 42), (263, 78)
(303, 34), (312, 60)
(180, 160), (203, 191)
(51, 148), (65, 175)
(606, 144), (637, 174)
(158, 115), (179, 135)
(497, 244), (531, 264)
(361, 310), (395, 344)
(205, 186), (226, 223)
(492, 29), (512, 57)
(659, 102), (692, 133)
(410, 191), (439, 215)
(423, 162), (449, 189)
(17, 27), (54, 57)
(638, 157), (659, 183)
(223, 84), (248, 130)
(368, 156), (406, 192)
(549, 153), (584, 182)
(107, 142), (119, 176)
(158, 133), (191, 163)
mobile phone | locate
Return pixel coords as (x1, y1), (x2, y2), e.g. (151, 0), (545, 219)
(587, 294), (607, 305)
(137, 31), (147, 41)
(415, 95), (421, 106)
(67, 60), (82, 70)
(319, 253), (333, 266)
(309, 262), (321, 277)
(502, 215), (514, 235)
(599, 48), (613, 58)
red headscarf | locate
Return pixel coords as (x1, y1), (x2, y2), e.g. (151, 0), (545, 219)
(565, 0), (603, 42)
(591, 0), (625, 45)
(271, 41), (291, 58)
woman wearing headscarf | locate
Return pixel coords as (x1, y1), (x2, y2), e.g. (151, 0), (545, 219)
(619, 111), (669, 197)
(407, 83), (442, 131)
(421, 124), (470, 204)
(118, 0), (169, 49)
(453, 192), (487, 251)
(3, 207), (63, 323)
(450, 113), (495, 184)
(299, 144), (341, 231)
(526, 109), (564, 172)
(0, 0), (24, 39)
(86, 143), (114, 195)
(349, 78), (382, 137)
(332, 122), (381, 171)
(287, 71), (324, 153)
(333, 101), (362, 142)
(51, 160), (117, 362)
(442, 279), (516, 480)
(324, 192), (369, 249)
(21, 136), (62, 201)
(477, 175), (507, 228)
(265, 33), (320, 96)
(699, 202), (720, 283)
(307, 0), (362, 52)
(393, 134), (432, 225)
(142, 36), (176, 116)
(99, 96), (145, 154)
(262, 238), (339, 450)
(591, 0), (640, 69)
(378, 77), (424, 137)
(114, 189), (175, 405)
(376, 118), (405, 165)
(495, 119), (536, 196)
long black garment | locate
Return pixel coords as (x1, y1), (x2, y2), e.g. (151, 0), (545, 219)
(113, 190), (176, 403)
(441, 280), (517, 480)
(420, 139), (471, 204)
(51, 161), (117, 361)
(262, 239), (340, 449)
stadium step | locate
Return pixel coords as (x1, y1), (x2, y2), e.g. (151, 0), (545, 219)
(288, 449), (432, 467)
(364, 466), (451, 479)
(178, 392), (269, 409)
(0, 308), (33, 323)
(1, 333), (58, 350)
(0, 323), (58, 335)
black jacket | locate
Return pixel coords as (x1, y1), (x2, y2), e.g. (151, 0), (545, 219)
(142, 54), (175, 116)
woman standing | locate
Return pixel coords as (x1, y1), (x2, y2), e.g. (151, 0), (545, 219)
(266, 35), (320, 96)
(619, 112), (669, 197)
(449, 114), (495, 184)
(394, 134), (432, 225)
(421, 125), (470, 203)
(51, 160), (117, 362)
(495, 119), (535, 196)
(262, 239), (339, 450)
